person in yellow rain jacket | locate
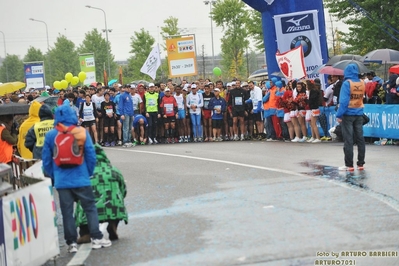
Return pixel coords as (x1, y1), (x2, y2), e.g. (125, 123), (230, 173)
(24, 104), (54, 159)
(17, 101), (41, 159)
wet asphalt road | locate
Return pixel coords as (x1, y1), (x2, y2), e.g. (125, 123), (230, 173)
(47, 140), (399, 266)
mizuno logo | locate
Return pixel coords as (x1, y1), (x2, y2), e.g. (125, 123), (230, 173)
(286, 15), (309, 26)
(353, 85), (362, 91)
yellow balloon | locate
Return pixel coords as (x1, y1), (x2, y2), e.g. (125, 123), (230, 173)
(60, 80), (68, 89)
(71, 76), (79, 86)
(78, 72), (87, 83)
(53, 81), (61, 89)
(65, 72), (73, 83)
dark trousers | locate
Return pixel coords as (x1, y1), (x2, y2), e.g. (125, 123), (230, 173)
(341, 115), (366, 167)
(147, 112), (158, 140)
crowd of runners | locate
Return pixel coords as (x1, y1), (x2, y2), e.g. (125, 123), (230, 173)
(49, 76), (338, 147)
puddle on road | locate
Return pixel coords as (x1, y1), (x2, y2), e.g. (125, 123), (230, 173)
(300, 161), (369, 190)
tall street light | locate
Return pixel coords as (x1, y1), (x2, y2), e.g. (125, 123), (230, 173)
(204, 1), (216, 68)
(29, 18), (51, 85)
(0, 30), (8, 82)
(85, 5), (111, 78)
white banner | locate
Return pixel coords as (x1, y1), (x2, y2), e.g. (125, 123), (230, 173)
(140, 45), (161, 80)
(276, 46), (306, 80)
(2, 179), (59, 266)
(274, 10), (324, 84)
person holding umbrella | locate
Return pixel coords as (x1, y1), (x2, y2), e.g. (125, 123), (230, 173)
(336, 63), (366, 172)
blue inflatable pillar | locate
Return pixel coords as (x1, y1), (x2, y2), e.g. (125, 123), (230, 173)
(242, 0), (329, 80)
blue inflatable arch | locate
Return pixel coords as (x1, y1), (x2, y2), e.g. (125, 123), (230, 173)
(242, 0), (329, 80)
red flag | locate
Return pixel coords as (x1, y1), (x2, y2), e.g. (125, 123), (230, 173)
(118, 66), (123, 85)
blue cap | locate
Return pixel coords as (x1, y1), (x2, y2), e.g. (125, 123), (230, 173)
(271, 77), (278, 83)
(266, 81), (271, 89)
(275, 81), (283, 88)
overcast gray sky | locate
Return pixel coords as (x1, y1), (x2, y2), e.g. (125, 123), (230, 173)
(0, 0), (347, 61)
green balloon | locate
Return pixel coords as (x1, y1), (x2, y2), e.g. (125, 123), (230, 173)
(213, 67), (222, 76)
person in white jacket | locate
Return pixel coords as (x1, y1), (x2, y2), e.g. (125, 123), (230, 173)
(186, 84), (204, 142)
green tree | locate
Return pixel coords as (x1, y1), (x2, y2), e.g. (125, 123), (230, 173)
(24, 47), (45, 63)
(0, 55), (24, 83)
(47, 35), (80, 84)
(324, 0), (399, 54)
(246, 9), (264, 52)
(160, 16), (181, 80)
(212, 0), (249, 79)
(78, 29), (117, 82)
(127, 28), (156, 81)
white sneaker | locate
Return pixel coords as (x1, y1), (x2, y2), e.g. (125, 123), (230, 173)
(148, 138), (153, 145)
(92, 237), (112, 249)
(122, 143), (132, 148)
(307, 137), (315, 143)
(338, 166), (354, 171)
(194, 138), (198, 142)
(68, 243), (78, 253)
(312, 139), (321, 143)
(291, 137), (300, 142)
(154, 138), (158, 144)
(298, 137), (306, 143)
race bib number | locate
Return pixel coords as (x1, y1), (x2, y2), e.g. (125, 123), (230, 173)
(165, 103), (174, 115)
(234, 97), (243, 106)
(148, 99), (155, 106)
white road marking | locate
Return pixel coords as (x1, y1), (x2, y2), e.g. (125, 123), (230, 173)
(67, 243), (92, 266)
(109, 148), (399, 213)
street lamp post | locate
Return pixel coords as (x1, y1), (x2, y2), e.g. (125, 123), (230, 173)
(0, 31), (8, 82)
(29, 18), (51, 85)
(204, 1), (216, 69)
(85, 5), (111, 78)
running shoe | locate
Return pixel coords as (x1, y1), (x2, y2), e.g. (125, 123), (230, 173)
(68, 243), (78, 253)
(110, 141), (115, 147)
(194, 138), (198, 142)
(198, 137), (203, 142)
(291, 137), (300, 142)
(320, 136), (328, 141)
(218, 137), (223, 142)
(312, 139), (321, 143)
(240, 135), (245, 141)
(148, 138), (153, 145)
(184, 137), (189, 143)
(338, 166), (355, 172)
(104, 142), (110, 147)
(306, 137), (315, 143)
(179, 137), (184, 143)
(357, 165), (365, 170)
(92, 238), (112, 249)
(154, 138), (159, 144)
(298, 137), (306, 143)
(233, 135), (239, 141)
(116, 140), (122, 146)
(123, 143), (132, 148)
(140, 141), (145, 145)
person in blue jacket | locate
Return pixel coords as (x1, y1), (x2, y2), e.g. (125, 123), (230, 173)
(132, 114), (148, 145)
(208, 88), (227, 141)
(118, 85), (134, 147)
(336, 63), (366, 172)
(42, 101), (112, 253)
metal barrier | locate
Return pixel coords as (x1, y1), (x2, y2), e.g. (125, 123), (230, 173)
(10, 155), (38, 189)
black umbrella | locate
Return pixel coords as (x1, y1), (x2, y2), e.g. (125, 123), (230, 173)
(331, 60), (370, 74)
(0, 103), (30, 115)
(362, 48), (399, 64)
(326, 54), (362, 66)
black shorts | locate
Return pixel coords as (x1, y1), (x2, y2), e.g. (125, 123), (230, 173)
(115, 114), (121, 121)
(164, 116), (176, 124)
(103, 116), (115, 127)
(212, 119), (223, 129)
(252, 112), (262, 122)
(232, 109), (245, 117)
(82, 120), (96, 127)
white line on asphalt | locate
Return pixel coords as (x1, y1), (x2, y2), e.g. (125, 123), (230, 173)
(109, 148), (399, 214)
(109, 148), (304, 177)
(67, 243), (92, 266)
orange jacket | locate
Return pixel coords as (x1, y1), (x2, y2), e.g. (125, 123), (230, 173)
(0, 126), (13, 163)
